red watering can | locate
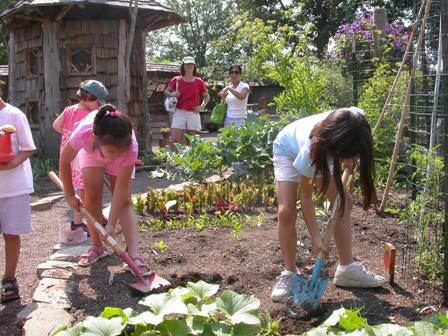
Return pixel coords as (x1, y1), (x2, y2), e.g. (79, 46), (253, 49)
(0, 124), (16, 164)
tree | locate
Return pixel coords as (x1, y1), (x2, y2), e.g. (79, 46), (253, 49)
(147, 0), (235, 69)
(236, 0), (414, 57)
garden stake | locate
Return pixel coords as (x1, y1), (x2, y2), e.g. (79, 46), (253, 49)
(384, 243), (396, 285)
(291, 169), (351, 312)
(48, 171), (170, 294)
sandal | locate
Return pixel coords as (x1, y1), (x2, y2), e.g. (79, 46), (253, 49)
(78, 246), (108, 267)
(1, 277), (19, 303)
(123, 256), (152, 277)
(71, 222), (90, 237)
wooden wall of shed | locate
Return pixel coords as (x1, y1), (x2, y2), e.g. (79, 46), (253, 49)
(8, 23), (47, 151)
(59, 20), (120, 107)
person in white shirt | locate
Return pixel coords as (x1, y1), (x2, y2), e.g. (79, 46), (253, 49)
(219, 65), (250, 129)
(0, 98), (36, 302)
(270, 107), (386, 303)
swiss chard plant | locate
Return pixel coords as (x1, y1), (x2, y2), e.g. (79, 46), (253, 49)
(53, 280), (280, 336)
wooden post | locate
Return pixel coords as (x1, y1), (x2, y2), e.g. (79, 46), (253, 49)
(379, 0), (432, 212)
(117, 19), (127, 113)
(142, 29), (152, 152)
(440, 0), (448, 306)
(352, 38), (358, 106)
(373, 8), (387, 58)
(42, 21), (62, 131)
(7, 30), (16, 104)
(384, 243), (397, 284)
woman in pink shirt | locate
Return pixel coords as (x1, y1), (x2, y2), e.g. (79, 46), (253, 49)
(53, 80), (108, 236)
(164, 56), (210, 146)
(59, 104), (149, 274)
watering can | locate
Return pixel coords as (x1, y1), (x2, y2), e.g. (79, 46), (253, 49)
(0, 124), (16, 164)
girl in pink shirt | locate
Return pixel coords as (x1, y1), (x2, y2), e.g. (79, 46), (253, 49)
(53, 80), (109, 235)
(59, 104), (148, 274)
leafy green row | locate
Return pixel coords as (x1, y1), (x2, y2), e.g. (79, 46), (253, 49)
(304, 307), (448, 336)
(53, 280), (280, 336)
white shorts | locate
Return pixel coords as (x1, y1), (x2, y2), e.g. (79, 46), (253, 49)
(171, 109), (202, 131)
(0, 194), (32, 235)
(273, 155), (301, 182)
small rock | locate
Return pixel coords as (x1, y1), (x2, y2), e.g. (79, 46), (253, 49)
(37, 260), (78, 278)
(30, 194), (65, 211)
(49, 245), (90, 262)
(20, 302), (72, 336)
(40, 268), (73, 280)
(33, 278), (76, 308)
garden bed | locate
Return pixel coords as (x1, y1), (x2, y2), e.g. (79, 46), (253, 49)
(63, 201), (442, 335)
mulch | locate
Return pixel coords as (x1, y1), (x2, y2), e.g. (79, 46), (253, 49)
(0, 175), (444, 335)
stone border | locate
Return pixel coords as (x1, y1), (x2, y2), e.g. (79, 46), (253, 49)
(18, 175), (229, 334)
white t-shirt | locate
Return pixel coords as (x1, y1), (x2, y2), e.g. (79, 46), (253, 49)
(225, 82), (250, 118)
(0, 104), (36, 198)
(273, 112), (333, 178)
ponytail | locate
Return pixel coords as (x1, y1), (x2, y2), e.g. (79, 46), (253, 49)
(93, 104), (132, 149)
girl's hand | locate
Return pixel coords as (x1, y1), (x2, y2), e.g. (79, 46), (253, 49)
(311, 235), (328, 257)
(67, 194), (83, 211)
(105, 222), (116, 237)
(171, 91), (180, 98)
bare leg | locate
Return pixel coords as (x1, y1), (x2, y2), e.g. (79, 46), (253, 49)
(3, 234), (20, 278)
(81, 167), (105, 248)
(109, 176), (138, 257)
(73, 189), (85, 224)
(277, 181), (299, 272)
(324, 177), (354, 266)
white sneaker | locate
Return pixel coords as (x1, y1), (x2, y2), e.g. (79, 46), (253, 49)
(271, 270), (299, 302)
(334, 262), (386, 288)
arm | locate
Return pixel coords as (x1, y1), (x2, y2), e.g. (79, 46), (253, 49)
(194, 91), (210, 113)
(106, 165), (134, 233)
(227, 86), (249, 101)
(164, 78), (180, 97)
(59, 142), (82, 210)
(299, 175), (327, 255)
(0, 150), (35, 170)
(53, 111), (65, 134)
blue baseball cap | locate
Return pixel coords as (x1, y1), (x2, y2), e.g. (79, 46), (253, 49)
(81, 80), (109, 105)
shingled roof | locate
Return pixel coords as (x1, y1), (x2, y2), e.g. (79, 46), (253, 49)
(1, 0), (184, 30)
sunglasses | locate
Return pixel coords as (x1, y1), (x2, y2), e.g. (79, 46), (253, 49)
(80, 89), (98, 102)
(229, 71), (241, 75)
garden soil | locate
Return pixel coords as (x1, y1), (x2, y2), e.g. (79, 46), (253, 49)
(0, 173), (443, 335)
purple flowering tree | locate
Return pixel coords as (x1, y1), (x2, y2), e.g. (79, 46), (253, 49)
(329, 11), (408, 67)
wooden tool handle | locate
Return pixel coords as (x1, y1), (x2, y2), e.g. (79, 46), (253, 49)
(318, 168), (351, 259)
(48, 171), (123, 255)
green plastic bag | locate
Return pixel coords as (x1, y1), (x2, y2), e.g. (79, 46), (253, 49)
(210, 102), (226, 124)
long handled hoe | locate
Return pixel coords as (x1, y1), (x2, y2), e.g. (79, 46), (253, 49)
(49, 171), (170, 294)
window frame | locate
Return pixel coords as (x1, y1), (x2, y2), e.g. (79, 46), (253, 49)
(66, 45), (96, 76)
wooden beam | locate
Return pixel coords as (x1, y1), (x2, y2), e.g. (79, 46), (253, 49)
(13, 14), (46, 23)
(55, 5), (74, 21)
(117, 19), (127, 113)
(8, 30), (16, 104)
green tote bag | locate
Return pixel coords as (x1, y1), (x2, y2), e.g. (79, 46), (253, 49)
(210, 101), (227, 124)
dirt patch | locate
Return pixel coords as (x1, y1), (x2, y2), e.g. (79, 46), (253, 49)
(61, 203), (441, 335)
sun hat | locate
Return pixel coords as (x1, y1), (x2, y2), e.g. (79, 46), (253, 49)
(182, 56), (195, 65)
(81, 80), (109, 105)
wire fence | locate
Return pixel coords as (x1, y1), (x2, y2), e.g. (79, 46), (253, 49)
(339, 0), (447, 298)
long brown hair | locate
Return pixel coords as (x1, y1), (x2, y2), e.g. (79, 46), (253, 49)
(309, 108), (375, 213)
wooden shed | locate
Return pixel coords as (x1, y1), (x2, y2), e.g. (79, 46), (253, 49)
(0, 0), (183, 155)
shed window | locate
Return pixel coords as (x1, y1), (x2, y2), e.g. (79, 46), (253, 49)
(26, 49), (39, 77)
(26, 101), (39, 129)
(67, 46), (96, 75)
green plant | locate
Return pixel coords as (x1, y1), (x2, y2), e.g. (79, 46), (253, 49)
(54, 281), (280, 336)
(31, 157), (58, 178)
(154, 240), (167, 254)
(303, 307), (448, 336)
(133, 194), (145, 216)
(400, 145), (445, 281)
(154, 116), (292, 183)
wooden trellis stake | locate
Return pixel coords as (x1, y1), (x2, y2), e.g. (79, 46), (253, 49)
(379, 0), (432, 212)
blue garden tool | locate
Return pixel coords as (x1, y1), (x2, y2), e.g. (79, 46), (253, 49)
(291, 169), (352, 312)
